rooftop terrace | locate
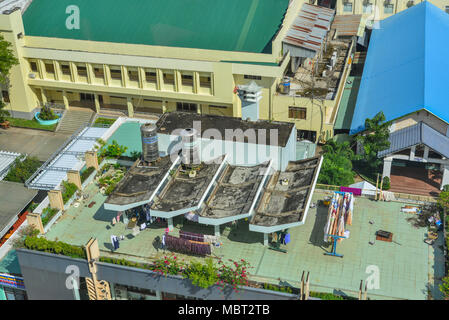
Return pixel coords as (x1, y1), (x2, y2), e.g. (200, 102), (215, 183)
(43, 185), (441, 300)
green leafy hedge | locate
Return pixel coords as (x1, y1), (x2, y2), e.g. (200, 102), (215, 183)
(41, 207), (59, 227)
(61, 181), (78, 204)
(23, 236), (86, 259)
(4, 156), (41, 183)
(80, 166), (96, 183)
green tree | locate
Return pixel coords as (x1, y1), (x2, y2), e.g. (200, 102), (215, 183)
(355, 112), (390, 172)
(0, 34), (19, 122)
(318, 139), (355, 186)
(440, 276), (449, 299)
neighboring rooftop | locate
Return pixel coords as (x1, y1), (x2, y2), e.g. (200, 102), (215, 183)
(22, 0), (289, 53)
(156, 112), (295, 147)
(0, 151), (20, 180)
(250, 156), (321, 232)
(0, 181), (37, 238)
(350, 1), (449, 134)
(331, 14), (365, 38)
(200, 161), (270, 220)
(104, 156), (174, 211)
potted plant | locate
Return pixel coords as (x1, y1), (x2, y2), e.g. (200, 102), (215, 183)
(0, 101), (10, 129)
(35, 105), (60, 125)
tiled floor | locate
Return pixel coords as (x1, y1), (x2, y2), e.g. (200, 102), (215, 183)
(45, 185), (439, 300)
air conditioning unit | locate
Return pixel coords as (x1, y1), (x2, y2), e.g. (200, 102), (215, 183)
(28, 73), (36, 79)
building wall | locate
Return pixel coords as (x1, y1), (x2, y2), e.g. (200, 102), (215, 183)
(391, 110), (449, 135)
(335, 0), (449, 20)
(16, 249), (298, 300)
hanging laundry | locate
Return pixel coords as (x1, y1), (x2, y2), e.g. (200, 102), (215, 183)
(112, 217), (117, 225)
(284, 233), (291, 244)
(140, 223), (146, 231)
(184, 212), (199, 222)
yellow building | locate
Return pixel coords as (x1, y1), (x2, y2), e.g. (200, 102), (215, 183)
(335, 0), (449, 19)
(0, 0), (351, 143)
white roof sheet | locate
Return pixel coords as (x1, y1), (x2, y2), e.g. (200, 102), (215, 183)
(0, 151), (20, 180)
(28, 127), (108, 190)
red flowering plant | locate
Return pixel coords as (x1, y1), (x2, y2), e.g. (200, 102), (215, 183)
(151, 254), (185, 276)
(216, 258), (252, 293)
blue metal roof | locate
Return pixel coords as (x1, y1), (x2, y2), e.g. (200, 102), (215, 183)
(350, 1), (449, 134)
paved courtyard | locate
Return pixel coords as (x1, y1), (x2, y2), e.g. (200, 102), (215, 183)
(45, 184), (441, 300)
(0, 127), (71, 161)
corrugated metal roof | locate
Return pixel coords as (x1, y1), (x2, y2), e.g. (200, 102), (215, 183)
(0, 151), (20, 181)
(331, 14), (364, 37)
(378, 122), (449, 159)
(283, 3), (335, 53)
(22, 0), (290, 54)
(28, 127), (108, 190)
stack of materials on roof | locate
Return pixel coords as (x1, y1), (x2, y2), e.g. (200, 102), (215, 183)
(165, 234), (211, 256)
(323, 192), (354, 243)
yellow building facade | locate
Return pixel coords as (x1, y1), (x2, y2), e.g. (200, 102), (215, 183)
(335, 0), (449, 19)
(0, 0), (350, 143)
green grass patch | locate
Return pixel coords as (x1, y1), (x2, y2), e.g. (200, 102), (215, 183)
(7, 117), (57, 131)
(94, 117), (116, 127)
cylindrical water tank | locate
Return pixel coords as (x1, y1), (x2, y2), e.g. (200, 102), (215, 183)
(180, 128), (200, 167)
(140, 123), (159, 163)
(281, 77), (290, 94)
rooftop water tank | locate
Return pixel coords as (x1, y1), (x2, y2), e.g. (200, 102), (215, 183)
(140, 123), (159, 163)
(180, 128), (200, 167)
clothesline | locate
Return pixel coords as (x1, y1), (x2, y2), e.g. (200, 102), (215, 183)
(323, 192), (354, 243)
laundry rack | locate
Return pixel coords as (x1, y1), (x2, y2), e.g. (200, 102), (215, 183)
(323, 191), (354, 257)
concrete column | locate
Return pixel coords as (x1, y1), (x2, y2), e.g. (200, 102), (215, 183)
(138, 67), (144, 89)
(104, 64), (110, 86)
(121, 66), (128, 88)
(127, 97), (134, 117)
(263, 233), (268, 246)
(69, 62), (78, 83)
(26, 213), (44, 234)
(62, 90), (69, 110)
(156, 69), (163, 90)
(193, 72), (200, 94)
(86, 63), (94, 84)
(67, 170), (82, 190)
(155, 290), (162, 300)
(48, 189), (64, 211)
(441, 164), (449, 190)
(214, 225), (220, 237)
(94, 94), (101, 113)
(167, 218), (174, 231)
(162, 100), (167, 113)
(382, 157), (393, 179)
(40, 88), (47, 105)
(85, 151), (99, 170)
(174, 70), (181, 92)
(410, 145), (416, 161)
(37, 59), (45, 79)
(423, 146), (429, 160)
(53, 61), (60, 81)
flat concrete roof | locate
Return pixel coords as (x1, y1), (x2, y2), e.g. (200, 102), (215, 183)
(200, 162), (269, 219)
(104, 156), (173, 210)
(151, 156), (225, 213)
(0, 181), (37, 238)
(156, 112), (295, 147)
(250, 156), (321, 229)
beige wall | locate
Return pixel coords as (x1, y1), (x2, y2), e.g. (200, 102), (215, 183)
(392, 110), (449, 135)
(335, 0), (448, 19)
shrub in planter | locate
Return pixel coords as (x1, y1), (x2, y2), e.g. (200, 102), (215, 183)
(41, 206), (59, 226)
(80, 166), (95, 183)
(4, 156), (41, 183)
(38, 106), (58, 120)
(184, 258), (218, 289)
(61, 181), (78, 204)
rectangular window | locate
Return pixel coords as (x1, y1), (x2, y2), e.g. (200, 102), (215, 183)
(343, 2), (353, 12)
(176, 102), (197, 112)
(199, 76), (211, 88)
(128, 70), (139, 81)
(61, 63), (71, 75)
(2, 90), (10, 103)
(209, 105), (228, 109)
(181, 74), (193, 85)
(384, 4), (394, 14)
(446, 5), (449, 14)
(244, 75), (262, 80)
(163, 73), (175, 84)
(45, 63), (55, 74)
(110, 68), (122, 80)
(77, 65), (87, 76)
(145, 71), (157, 83)
(29, 61), (38, 72)
(289, 106), (307, 119)
(362, 3), (372, 13)
(94, 67), (104, 78)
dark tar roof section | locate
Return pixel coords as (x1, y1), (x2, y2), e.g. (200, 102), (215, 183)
(156, 112), (295, 147)
(105, 156), (172, 207)
(250, 156), (320, 227)
(0, 181), (37, 238)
